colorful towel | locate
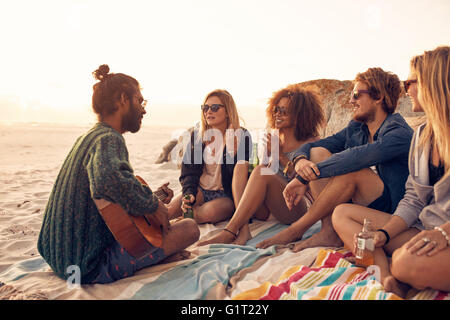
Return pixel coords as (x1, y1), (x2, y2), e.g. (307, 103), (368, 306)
(1, 219), (448, 300)
(233, 248), (450, 300)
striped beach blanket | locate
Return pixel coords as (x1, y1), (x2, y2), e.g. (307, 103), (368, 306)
(1, 218), (448, 300)
(233, 248), (450, 300)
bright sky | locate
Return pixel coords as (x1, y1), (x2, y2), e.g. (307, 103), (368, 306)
(0, 0), (449, 127)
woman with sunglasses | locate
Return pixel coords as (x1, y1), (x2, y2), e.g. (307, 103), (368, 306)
(167, 89), (252, 224)
(332, 46), (450, 297)
(198, 84), (325, 245)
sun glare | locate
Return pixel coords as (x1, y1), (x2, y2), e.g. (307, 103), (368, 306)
(0, 0), (449, 126)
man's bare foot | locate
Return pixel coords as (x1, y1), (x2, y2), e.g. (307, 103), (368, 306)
(198, 229), (236, 246)
(291, 229), (343, 252)
(383, 276), (410, 299)
(256, 226), (301, 249)
(161, 249), (191, 264)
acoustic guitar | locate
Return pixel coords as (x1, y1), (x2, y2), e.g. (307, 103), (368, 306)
(94, 176), (168, 260)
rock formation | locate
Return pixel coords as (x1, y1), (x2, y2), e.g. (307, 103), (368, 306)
(296, 79), (424, 137)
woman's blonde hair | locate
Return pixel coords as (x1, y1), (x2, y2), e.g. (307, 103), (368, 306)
(411, 46), (450, 177)
(200, 89), (240, 139)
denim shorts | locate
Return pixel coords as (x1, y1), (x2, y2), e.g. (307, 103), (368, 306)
(199, 186), (230, 203)
(91, 241), (166, 284)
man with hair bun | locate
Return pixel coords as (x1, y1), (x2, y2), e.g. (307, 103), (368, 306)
(37, 65), (199, 284)
(257, 67), (414, 252)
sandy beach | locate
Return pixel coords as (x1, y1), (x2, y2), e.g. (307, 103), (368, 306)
(1, 122), (285, 300)
(0, 123), (184, 281)
(1, 122), (448, 301)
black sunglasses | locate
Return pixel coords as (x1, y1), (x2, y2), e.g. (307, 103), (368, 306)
(403, 79), (417, 92)
(351, 90), (371, 100)
(273, 106), (289, 116)
(201, 104), (224, 113)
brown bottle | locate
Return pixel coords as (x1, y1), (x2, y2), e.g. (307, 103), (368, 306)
(355, 218), (375, 267)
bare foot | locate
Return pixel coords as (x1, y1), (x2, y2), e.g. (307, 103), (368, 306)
(233, 225), (252, 245)
(383, 276), (410, 299)
(291, 229), (343, 252)
(198, 229), (236, 246)
(256, 226), (301, 249)
(161, 249), (191, 264)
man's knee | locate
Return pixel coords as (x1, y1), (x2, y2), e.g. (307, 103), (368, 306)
(331, 204), (352, 231)
(181, 218), (200, 244)
(310, 147), (332, 163)
(163, 218), (200, 255)
(333, 168), (374, 185)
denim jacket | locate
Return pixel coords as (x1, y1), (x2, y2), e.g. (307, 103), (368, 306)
(291, 113), (413, 212)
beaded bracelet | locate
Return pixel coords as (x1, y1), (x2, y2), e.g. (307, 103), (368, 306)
(434, 226), (450, 247)
(292, 154), (308, 166)
(283, 161), (293, 175)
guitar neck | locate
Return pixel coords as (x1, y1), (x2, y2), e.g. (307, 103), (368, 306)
(136, 175), (168, 202)
(154, 189), (168, 201)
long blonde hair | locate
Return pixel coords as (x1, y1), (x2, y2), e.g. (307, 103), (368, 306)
(411, 46), (450, 177)
(200, 89), (241, 139)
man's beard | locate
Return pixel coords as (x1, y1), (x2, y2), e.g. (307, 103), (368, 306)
(352, 108), (376, 123)
(121, 105), (142, 133)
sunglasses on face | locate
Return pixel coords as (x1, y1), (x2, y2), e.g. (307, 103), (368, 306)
(201, 104), (224, 113)
(273, 106), (289, 116)
(403, 79), (417, 92)
(351, 90), (371, 100)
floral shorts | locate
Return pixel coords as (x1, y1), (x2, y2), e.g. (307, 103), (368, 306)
(91, 241), (166, 284)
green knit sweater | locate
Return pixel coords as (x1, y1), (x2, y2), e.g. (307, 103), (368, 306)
(37, 122), (159, 284)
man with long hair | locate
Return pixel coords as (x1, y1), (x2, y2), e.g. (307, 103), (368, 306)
(37, 65), (199, 284)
